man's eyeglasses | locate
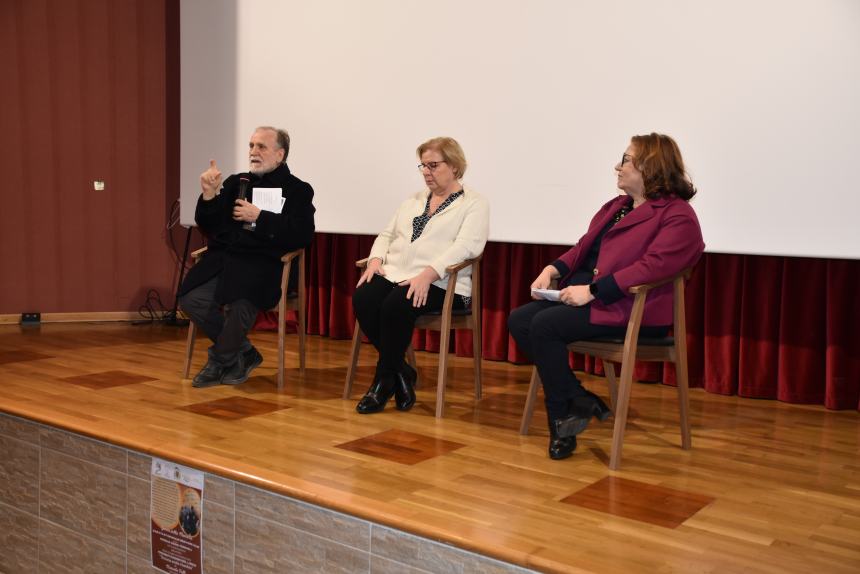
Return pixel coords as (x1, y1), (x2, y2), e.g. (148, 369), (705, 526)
(620, 153), (633, 167)
(418, 161), (446, 172)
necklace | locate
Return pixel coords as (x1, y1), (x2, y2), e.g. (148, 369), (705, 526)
(613, 206), (632, 223)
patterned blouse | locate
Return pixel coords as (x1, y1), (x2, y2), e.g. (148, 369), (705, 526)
(409, 190), (470, 308)
(411, 190), (464, 242)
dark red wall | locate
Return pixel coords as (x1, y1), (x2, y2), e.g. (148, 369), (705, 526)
(0, 0), (180, 313)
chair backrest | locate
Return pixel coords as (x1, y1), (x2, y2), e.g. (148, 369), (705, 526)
(279, 249), (304, 291)
(562, 268), (693, 364)
(625, 268), (691, 355)
(190, 246), (208, 263)
(440, 254), (482, 315)
(552, 268), (691, 348)
(190, 246), (305, 309)
(355, 254), (483, 325)
(278, 249), (306, 312)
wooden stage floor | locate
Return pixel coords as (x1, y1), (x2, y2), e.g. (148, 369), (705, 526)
(0, 323), (858, 573)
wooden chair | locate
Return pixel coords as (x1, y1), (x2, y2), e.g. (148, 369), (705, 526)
(519, 268), (693, 470)
(343, 255), (483, 418)
(182, 247), (307, 390)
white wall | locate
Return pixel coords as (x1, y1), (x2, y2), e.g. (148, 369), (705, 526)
(181, 0), (860, 259)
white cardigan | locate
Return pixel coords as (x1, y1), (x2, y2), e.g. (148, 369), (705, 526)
(368, 187), (489, 297)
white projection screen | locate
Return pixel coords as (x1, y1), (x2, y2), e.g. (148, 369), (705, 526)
(180, 0), (860, 259)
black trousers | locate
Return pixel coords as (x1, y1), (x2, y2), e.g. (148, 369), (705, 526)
(508, 300), (667, 421)
(179, 276), (258, 366)
(352, 276), (464, 376)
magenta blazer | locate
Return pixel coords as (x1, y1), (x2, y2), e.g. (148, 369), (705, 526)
(557, 194), (704, 327)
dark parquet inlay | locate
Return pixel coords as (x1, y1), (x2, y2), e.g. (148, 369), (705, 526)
(62, 370), (158, 389)
(0, 350), (54, 365)
(336, 429), (466, 465)
(179, 396), (289, 420)
(561, 476), (715, 528)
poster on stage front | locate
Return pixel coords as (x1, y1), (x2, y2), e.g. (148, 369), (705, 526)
(150, 458), (204, 574)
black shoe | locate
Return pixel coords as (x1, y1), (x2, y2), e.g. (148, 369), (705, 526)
(400, 361), (417, 386)
(576, 390), (612, 422)
(548, 435), (577, 460)
(555, 390), (613, 437)
(393, 363), (417, 411)
(573, 390), (612, 422)
(221, 347), (263, 386)
(553, 413), (592, 439)
(548, 419), (577, 459)
(356, 375), (396, 414)
(192, 360), (226, 388)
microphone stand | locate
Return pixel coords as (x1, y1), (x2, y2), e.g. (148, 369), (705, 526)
(163, 225), (193, 327)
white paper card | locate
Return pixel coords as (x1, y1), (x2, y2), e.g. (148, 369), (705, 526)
(531, 288), (561, 302)
(251, 188), (284, 214)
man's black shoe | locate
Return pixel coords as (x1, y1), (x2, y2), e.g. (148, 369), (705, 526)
(192, 360), (226, 388)
(574, 390), (612, 422)
(553, 413), (591, 439)
(221, 347), (263, 386)
(548, 414), (578, 460)
(548, 435), (577, 460)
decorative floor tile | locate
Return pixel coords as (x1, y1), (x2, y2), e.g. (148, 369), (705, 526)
(0, 350), (54, 365)
(62, 370), (158, 389)
(560, 476), (715, 529)
(179, 397), (288, 420)
(336, 429), (465, 465)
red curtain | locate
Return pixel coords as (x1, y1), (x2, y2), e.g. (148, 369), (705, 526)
(262, 232), (860, 411)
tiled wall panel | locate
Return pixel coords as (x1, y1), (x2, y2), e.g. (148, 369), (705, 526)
(0, 412), (534, 574)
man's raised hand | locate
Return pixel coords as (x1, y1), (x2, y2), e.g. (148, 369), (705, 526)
(200, 159), (222, 199)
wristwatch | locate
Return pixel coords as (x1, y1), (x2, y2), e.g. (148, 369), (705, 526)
(589, 282), (599, 296)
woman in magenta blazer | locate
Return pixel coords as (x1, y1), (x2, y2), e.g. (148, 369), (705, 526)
(508, 133), (704, 460)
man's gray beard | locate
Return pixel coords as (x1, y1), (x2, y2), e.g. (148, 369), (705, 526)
(249, 165), (277, 176)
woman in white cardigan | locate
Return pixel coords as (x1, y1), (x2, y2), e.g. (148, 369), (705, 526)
(352, 137), (489, 414)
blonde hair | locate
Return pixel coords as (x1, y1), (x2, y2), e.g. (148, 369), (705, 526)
(416, 137), (467, 178)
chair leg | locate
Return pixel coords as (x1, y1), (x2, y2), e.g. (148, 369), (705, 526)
(604, 361), (619, 411)
(436, 312), (451, 419)
(472, 323), (482, 401)
(519, 368), (541, 435)
(183, 323), (197, 379)
(297, 250), (306, 375)
(343, 323), (363, 400)
(675, 354), (692, 450)
(608, 361), (636, 471)
(406, 345), (419, 388)
(297, 305), (306, 376)
(435, 329), (452, 419)
(277, 306), (286, 392)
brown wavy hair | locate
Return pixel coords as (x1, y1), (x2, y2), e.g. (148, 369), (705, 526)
(630, 133), (696, 201)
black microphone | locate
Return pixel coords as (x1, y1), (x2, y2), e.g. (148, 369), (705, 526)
(237, 175), (250, 201)
(237, 175), (254, 230)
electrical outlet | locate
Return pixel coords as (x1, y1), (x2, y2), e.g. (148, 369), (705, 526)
(94, 180), (105, 191)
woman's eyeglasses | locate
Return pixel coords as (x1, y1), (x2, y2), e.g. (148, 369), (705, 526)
(418, 161), (446, 172)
